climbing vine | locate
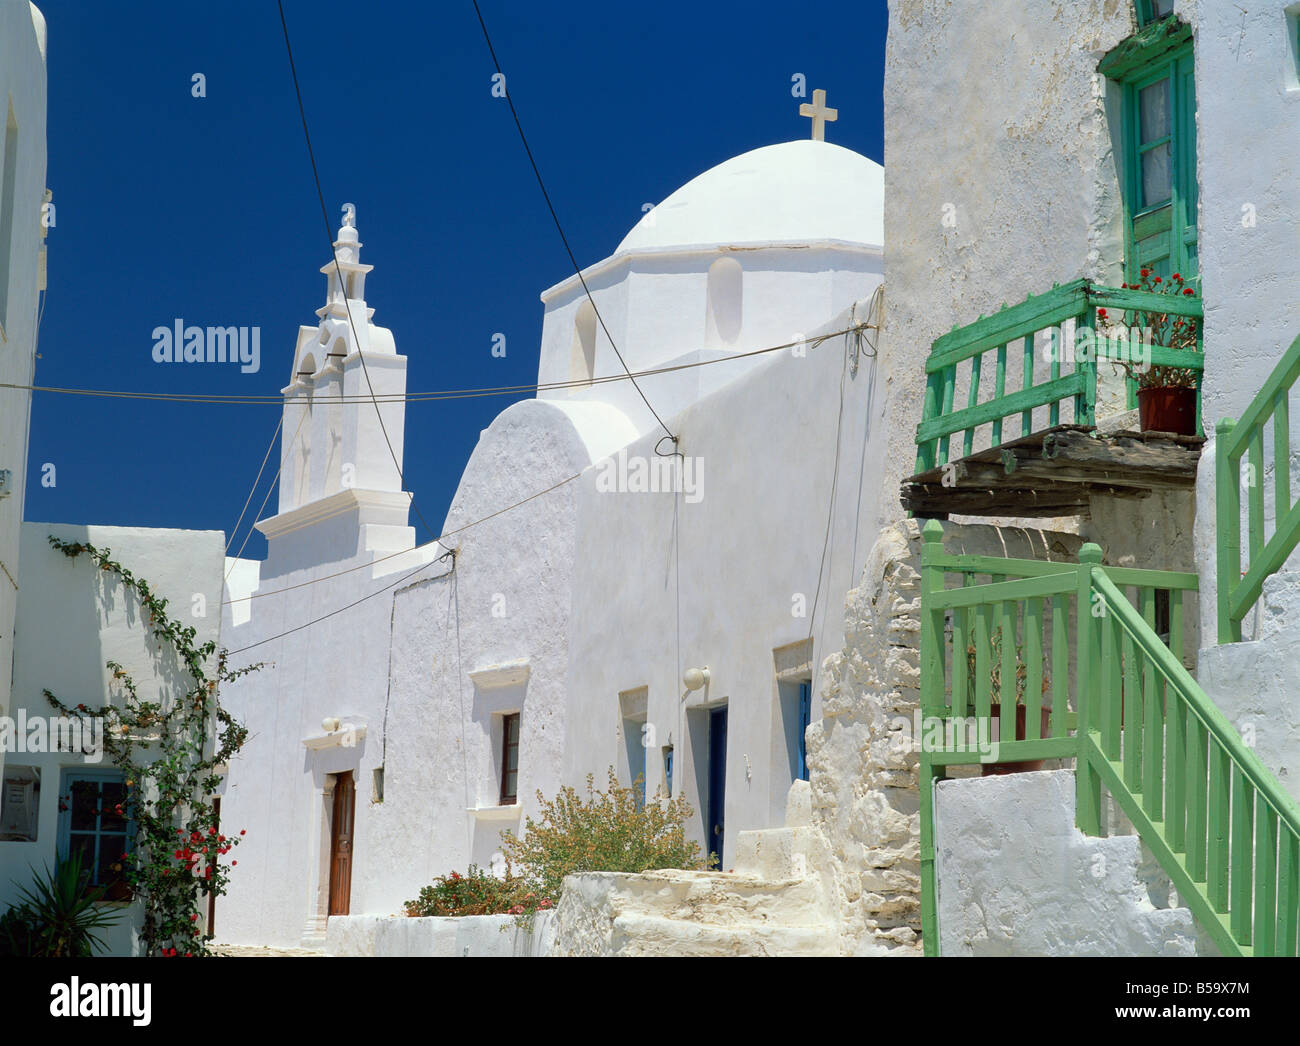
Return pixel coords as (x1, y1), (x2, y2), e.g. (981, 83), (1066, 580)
(42, 536), (261, 957)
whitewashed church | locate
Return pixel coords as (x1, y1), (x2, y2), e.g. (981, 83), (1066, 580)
(215, 111), (890, 949)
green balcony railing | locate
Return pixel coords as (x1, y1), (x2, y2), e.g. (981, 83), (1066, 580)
(914, 279), (1205, 475)
(1216, 331), (1300, 643)
(919, 520), (1300, 957)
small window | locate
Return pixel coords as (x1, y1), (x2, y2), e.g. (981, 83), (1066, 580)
(58, 769), (133, 901)
(0, 766), (40, 841)
(623, 716), (647, 809)
(499, 713), (520, 805)
(1136, 0), (1174, 25)
(663, 745), (674, 798)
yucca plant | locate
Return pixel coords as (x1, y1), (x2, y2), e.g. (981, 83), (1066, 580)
(0, 851), (123, 957)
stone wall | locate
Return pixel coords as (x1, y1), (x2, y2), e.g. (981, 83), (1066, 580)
(808, 518), (1083, 955)
(325, 912), (556, 957)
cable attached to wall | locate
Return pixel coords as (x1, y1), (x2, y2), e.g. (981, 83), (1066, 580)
(469, 0), (678, 450)
(276, 0), (438, 546)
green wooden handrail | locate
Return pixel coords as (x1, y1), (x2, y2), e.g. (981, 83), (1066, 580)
(1092, 568), (1300, 843)
(918, 520), (1300, 957)
(915, 280), (1204, 476)
(1216, 330), (1300, 642)
(1088, 567), (1300, 957)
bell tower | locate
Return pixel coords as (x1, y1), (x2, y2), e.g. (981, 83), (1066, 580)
(256, 205), (415, 573)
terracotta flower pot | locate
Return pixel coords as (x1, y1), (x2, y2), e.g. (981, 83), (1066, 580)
(982, 705), (1053, 776)
(1137, 386), (1197, 436)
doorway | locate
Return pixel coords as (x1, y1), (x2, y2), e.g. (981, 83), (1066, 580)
(328, 771), (355, 916)
(707, 706), (727, 869)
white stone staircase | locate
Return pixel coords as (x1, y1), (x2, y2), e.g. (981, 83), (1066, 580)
(549, 785), (841, 956)
(933, 769), (1218, 956)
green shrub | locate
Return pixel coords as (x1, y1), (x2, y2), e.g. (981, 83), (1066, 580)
(499, 767), (706, 903)
(403, 864), (538, 918)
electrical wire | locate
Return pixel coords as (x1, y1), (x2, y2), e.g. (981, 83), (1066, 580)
(222, 468), (581, 605)
(223, 414), (284, 555)
(276, 0), (436, 544)
(224, 551), (454, 656)
(469, 0), (676, 445)
(222, 403), (314, 581)
(0, 324), (868, 405)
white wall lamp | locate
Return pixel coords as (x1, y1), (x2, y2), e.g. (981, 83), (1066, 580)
(683, 667), (711, 692)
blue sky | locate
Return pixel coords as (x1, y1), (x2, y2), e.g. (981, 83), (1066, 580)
(26, 0), (887, 557)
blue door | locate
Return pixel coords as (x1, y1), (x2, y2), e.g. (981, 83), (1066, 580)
(797, 681), (812, 782)
(707, 706), (728, 868)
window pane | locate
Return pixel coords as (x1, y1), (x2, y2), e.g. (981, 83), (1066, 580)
(70, 780), (98, 831)
(100, 782), (126, 830)
(97, 834), (127, 885)
(69, 832), (96, 872)
(1142, 143), (1172, 207)
(505, 715), (519, 744)
(502, 769), (517, 801)
(1139, 79), (1170, 143)
(1151, 0), (1173, 18)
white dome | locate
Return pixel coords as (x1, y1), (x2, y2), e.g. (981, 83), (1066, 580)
(617, 140), (884, 254)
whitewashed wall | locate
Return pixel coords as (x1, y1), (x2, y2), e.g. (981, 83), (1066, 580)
(563, 291), (885, 865)
(216, 534), (441, 946)
(365, 398), (634, 915)
(1193, 0), (1300, 427)
(880, 0), (1136, 532)
(0, 522), (224, 956)
(0, 2), (48, 787)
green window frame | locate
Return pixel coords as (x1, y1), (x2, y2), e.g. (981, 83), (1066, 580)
(1101, 15), (1198, 408)
(1135, 0), (1175, 27)
(1120, 49), (1197, 287)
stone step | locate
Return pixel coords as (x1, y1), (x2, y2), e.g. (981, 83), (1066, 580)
(608, 912), (839, 957)
(609, 869), (826, 928)
(733, 826), (823, 880)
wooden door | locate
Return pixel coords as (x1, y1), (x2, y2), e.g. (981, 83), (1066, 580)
(328, 772), (355, 917)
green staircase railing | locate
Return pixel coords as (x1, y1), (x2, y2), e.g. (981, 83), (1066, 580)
(919, 520), (1300, 956)
(1215, 330), (1300, 643)
(915, 279), (1204, 475)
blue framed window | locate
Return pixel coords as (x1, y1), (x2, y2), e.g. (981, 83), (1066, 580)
(622, 716), (647, 809)
(57, 769), (133, 901)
